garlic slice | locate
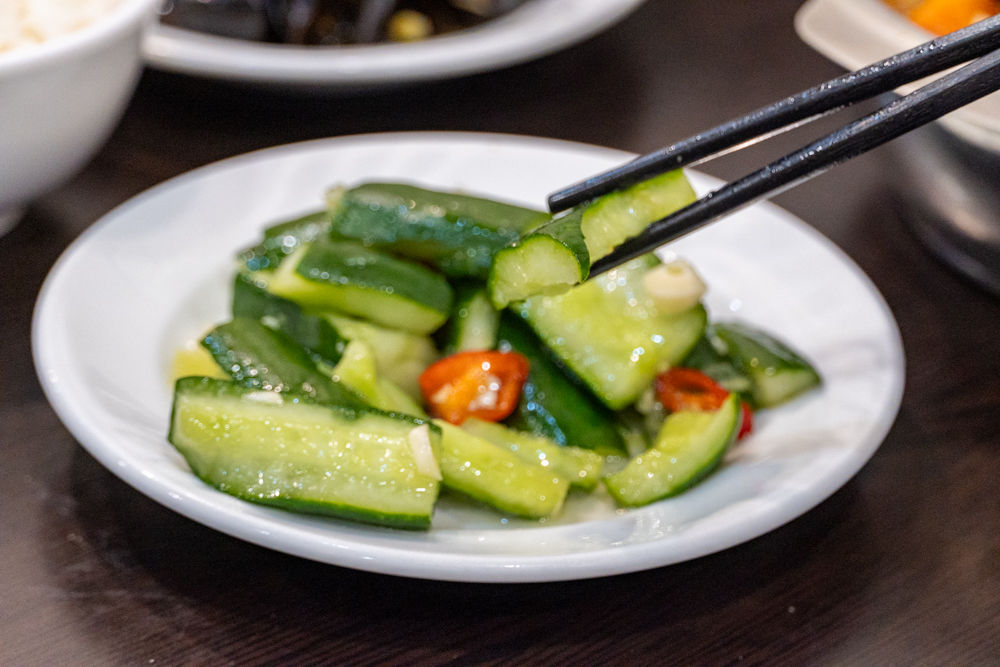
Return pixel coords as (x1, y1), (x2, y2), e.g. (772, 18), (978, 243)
(408, 424), (442, 481)
(642, 259), (707, 314)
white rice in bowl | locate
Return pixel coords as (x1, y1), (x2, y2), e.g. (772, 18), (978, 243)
(0, 0), (124, 53)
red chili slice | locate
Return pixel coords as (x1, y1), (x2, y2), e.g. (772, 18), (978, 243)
(419, 350), (530, 425)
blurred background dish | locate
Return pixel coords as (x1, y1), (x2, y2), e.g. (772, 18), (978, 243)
(0, 0), (162, 237)
(796, 0), (1000, 294)
(142, 0), (647, 85)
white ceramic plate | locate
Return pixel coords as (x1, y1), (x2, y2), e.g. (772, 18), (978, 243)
(33, 133), (904, 583)
(795, 0), (1000, 152)
(143, 0), (645, 85)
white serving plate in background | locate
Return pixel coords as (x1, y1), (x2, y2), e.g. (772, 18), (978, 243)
(33, 133), (904, 582)
(796, 0), (1000, 152)
(143, 0), (645, 85)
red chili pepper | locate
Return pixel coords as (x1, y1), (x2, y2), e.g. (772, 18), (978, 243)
(738, 400), (754, 440)
(656, 368), (754, 440)
(655, 368), (730, 413)
(419, 350), (530, 425)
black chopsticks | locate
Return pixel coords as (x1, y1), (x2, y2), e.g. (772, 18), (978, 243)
(548, 15), (1000, 277)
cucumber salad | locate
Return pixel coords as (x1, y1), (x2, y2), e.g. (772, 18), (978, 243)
(169, 172), (821, 530)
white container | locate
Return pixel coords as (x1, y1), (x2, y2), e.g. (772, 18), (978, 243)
(795, 0), (1000, 152)
(0, 0), (162, 235)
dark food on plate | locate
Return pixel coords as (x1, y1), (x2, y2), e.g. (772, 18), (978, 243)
(169, 171), (822, 530)
(159, 0), (527, 45)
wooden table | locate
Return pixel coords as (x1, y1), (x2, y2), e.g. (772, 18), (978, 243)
(3, 1), (999, 663)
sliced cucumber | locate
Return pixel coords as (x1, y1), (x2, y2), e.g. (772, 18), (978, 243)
(324, 314), (438, 401)
(461, 418), (604, 491)
(580, 170), (697, 259)
(442, 282), (500, 354)
(233, 272), (347, 367)
(265, 239), (453, 335)
(169, 377), (441, 529)
(202, 318), (364, 408)
(328, 182), (550, 279)
(332, 340), (426, 416)
(713, 323), (821, 408)
(516, 255), (707, 410)
(172, 341), (230, 382)
(486, 170), (697, 307)
(604, 393), (740, 506)
(237, 210), (331, 273)
(488, 208), (589, 310)
(681, 332), (753, 396)
(496, 313), (627, 456)
(434, 420), (569, 518)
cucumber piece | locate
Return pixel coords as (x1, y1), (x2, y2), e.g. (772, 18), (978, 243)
(324, 314), (438, 401)
(581, 170), (697, 259)
(172, 341), (230, 381)
(233, 273), (347, 367)
(332, 340), (426, 416)
(486, 170), (697, 308)
(681, 332), (753, 396)
(712, 323), (821, 408)
(328, 182), (550, 279)
(434, 420), (569, 518)
(516, 255), (707, 410)
(443, 282), (500, 353)
(604, 393), (740, 506)
(237, 210), (331, 273)
(496, 313), (627, 456)
(461, 418), (604, 491)
(265, 239), (453, 335)
(488, 208), (589, 310)
(169, 377), (441, 529)
(202, 318), (364, 409)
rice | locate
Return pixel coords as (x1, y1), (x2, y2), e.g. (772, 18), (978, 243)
(0, 0), (124, 53)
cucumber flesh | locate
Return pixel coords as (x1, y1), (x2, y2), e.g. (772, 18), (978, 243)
(266, 240), (453, 335)
(497, 313), (627, 456)
(238, 210), (331, 273)
(435, 420), (569, 519)
(324, 314), (438, 401)
(713, 323), (821, 408)
(202, 318), (364, 409)
(488, 208), (589, 310)
(169, 377), (441, 529)
(172, 341), (230, 382)
(461, 418), (604, 491)
(233, 272), (347, 367)
(604, 393), (740, 506)
(516, 255), (707, 410)
(332, 340), (426, 416)
(443, 282), (500, 354)
(328, 182), (550, 279)
(581, 170), (697, 259)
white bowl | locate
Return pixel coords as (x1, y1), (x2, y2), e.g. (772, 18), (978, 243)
(143, 0), (646, 86)
(795, 0), (1000, 153)
(0, 0), (162, 235)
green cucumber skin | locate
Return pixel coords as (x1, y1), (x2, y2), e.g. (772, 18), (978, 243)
(511, 207), (590, 278)
(238, 210), (332, 273)
(232, 273), (347, 367)
(712, 323), (821, 408)
(330, 183), (550, 279)
(517, 255), (707, 410)
(297, 240), (453, 315)
(681, 332), (754, 396)
(169, 377), (440, 530)
(442, 282), (500, 354)
(202, 318), (364, 409)
(497, 313), (627, 456)
(604, 393), (741, 507)
(435, 420), (569, 519)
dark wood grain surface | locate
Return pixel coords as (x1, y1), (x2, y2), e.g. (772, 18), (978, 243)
(3, 1), (999, 664)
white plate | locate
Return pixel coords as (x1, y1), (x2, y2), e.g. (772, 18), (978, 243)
(795, 0), (1000, 153)
(33, 132), (904, 583)
(143, 0), (645, 85)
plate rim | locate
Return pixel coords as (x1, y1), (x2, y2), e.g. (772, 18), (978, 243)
(32, 131), (906, 582)
(143, 0), (646, 84)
